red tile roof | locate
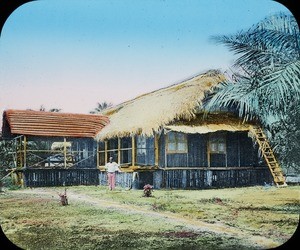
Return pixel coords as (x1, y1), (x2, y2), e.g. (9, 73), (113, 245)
(2, 109), (109, 138)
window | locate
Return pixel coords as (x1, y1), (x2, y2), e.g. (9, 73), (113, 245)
(167, 132), (187, 153)
(209, 134), (226, 154)
(137, 136), (147, 155)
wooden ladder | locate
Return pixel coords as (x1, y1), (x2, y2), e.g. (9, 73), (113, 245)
(250, 125), (287, 187)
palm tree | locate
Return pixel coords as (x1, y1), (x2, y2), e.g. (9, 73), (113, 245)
(89, 101), (113, 114)
(205, 12), (300, 171)
(206, 12), (299, 122)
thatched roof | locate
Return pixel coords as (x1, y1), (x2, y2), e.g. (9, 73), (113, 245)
(95, 70), (228, 140)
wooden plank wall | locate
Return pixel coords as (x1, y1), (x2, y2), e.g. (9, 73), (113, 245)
(23, 169), (99, 187)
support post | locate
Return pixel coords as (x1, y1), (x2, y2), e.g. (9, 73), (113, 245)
(207, 137), (211, 168)
(23, 135), (27, 168)
(118, 137), (121, 165)
(104, 141), (108, 164)
(132, 135), (136, 166)
(19, 136), (23, 169)
(96, 142), (99, 168)
(238, 133), (241, 167)
(154, 133), (159, 166)
(164, 134), (167, 168)
(64, 138), (67, 169)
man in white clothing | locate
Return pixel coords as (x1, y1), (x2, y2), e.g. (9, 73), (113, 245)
(105, 157), (121, 190)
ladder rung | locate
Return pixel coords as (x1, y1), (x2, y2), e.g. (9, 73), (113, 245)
(267, 162), (276, 165)
(274, 175), (284, 178)
(270, 166), (278, 169)
(272, 165), (280, 169)
(273, 170), (283, 173)
(275, 179), (285, 183)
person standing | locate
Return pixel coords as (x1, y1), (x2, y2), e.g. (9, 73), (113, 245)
(105, 157), (121, 190)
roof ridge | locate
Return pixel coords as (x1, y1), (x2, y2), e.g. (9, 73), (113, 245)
(104, 69), (223, 114)
(4, 109), (107, 118)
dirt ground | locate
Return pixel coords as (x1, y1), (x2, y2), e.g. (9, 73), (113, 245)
(0, 185), (299, 250)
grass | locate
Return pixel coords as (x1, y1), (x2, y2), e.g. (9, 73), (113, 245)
(0, 185), (299, 250)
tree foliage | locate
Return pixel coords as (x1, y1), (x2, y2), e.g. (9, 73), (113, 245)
(206, 12), (300, 172)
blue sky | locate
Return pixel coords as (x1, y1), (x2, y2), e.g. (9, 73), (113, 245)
(0, 0), (291, 114)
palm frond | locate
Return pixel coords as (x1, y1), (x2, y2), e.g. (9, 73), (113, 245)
(211, 13), (299, 75)
(204, 79), (260, 121)
(258, 60), (300, 109)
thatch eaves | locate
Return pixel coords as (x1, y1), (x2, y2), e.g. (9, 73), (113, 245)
(95, 70), (226, 140)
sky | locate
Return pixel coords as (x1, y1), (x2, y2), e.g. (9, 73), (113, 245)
(0, 0), (292, 114)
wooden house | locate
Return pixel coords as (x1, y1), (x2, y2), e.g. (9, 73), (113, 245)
(95, 70), (286, 189)
(1, 109), (108, 187)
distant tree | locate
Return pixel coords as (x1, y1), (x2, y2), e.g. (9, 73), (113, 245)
(48, 108), (62, 112)
(39, 105), (61, 112)
(206, 13), (300, 172)
(89, 101), (113, 114)
(39, 105), (46, 111)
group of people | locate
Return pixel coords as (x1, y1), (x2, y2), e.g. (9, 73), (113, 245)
(104, 156), (122, 190)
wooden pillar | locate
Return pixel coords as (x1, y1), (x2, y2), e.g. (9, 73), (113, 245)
(224, 134), (228, 167)
(207, 136), (211, 168)
(164, 134), (167, 168)
(63, 138), (67, 169)
(19, 136), (23, 169)
(238, 133), (241, 167)
(118, 137), (121, 165)
(96, 142), (99, 168)
(104, 140), (108, 164)
(132, 135), (136, 166)
(154, 133), (159, 166)
(23, 135), (27, 168)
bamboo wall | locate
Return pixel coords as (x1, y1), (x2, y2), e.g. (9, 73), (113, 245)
(23, 168), (99, 187)
(153, 168), (273, 189)
(22, 167), (272, 189)
(99, 171), (134, 188)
